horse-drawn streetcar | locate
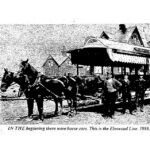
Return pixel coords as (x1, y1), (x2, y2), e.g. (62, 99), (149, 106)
(1, 24), (150, 121)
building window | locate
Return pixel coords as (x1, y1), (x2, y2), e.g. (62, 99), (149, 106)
(126, 67), (130, 74)
(130, 68), (135, 75)
(48, 60), (53, 67)
(130, 33), (141, 46)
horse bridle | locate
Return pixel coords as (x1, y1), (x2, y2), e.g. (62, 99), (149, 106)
(1, 72), (15, 89)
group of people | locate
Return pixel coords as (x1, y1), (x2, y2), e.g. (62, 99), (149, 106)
(102, 72), (147, 118)
(61, 71), (148, 118)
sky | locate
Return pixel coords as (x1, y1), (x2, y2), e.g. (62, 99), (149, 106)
(0, 24), (150, 76)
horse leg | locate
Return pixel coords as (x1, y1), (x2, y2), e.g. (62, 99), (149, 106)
(36, 96), (44, 121)
(27, 98), (34, 118)
(67, 98), (71, 110)
(70, 92), (77, 114)
(67, 97), (72, 111)
(72, 96), (77, 115)
(67, 97), (77, 117)
(54, 98), (58, 116)
(59, 98), (63, 115)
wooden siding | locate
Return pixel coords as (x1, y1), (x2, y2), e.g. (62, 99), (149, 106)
(43, 57), (88, 77)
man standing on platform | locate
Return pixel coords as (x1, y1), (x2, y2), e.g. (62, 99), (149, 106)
(121, 74), (133, 114)
(104, 72), (122, 118)
(134, 72), (147, 112)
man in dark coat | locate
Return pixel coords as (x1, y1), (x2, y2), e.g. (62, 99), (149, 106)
(104, 73), (122, 118)
(134, 72), (147, 112)
(121, 74), (133, 114)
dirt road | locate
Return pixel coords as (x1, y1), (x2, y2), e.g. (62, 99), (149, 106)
(1, 99), (150, 125)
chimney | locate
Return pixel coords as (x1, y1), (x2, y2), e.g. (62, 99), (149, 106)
(119, 24), (127, 34)
(61, 45), (68, 57)
(61, 50), (67, 56)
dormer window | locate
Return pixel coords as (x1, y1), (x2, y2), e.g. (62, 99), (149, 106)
(130, 33), (141, 46)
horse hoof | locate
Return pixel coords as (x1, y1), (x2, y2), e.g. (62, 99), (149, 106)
(25, 117), (33, 122)
(73, 110), (77, 115)
(39, 115), (44, 121)
(14, 117), (21, 121)
(68, 113), (72, 118)
(54, 112), (58, 116)
(59, 111), (63, 116)
(36, 120), (43, 124)
(68, 112), (74, 118)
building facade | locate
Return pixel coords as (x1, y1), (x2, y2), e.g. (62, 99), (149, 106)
(42, 52), (88, 77)
(68, 24), (150, 76)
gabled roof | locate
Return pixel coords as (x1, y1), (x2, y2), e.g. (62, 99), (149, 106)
(100, 26), (146, 47)
(139, 31), (150, 47)
(51, 54), (69, 66)
(112, 26), (137, 43)
(100, 31), (114, 40)
(42, 53), (70, 67)
(69, 25), (150, 66)
(86, 37), (150, 54)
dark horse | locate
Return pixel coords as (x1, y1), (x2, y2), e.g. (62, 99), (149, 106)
(1, 67), (66, 121)
(59, 74), (79, 115)
(18, 59), (70, 120)
(0, 68), (35, 120)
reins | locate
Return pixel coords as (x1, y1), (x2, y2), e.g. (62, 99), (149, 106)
(27, 73), (63, 99)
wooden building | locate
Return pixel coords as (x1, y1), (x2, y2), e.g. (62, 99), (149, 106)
(68, 24), (150, 76)
(42, 51), (88, 77)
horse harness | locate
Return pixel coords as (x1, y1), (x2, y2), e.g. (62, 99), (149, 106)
(27, 73), (62, 99)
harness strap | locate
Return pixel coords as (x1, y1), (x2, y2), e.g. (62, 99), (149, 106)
(38, 82), (60, 99)
(55, 79), (65, 87)
(29, 72), (41, 88)
(28, 73), (63, 99)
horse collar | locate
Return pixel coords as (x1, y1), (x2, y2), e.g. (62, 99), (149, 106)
(29, 72), (41, 88)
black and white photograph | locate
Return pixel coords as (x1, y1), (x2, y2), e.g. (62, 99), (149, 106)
(1, 23), (150, 125)
(1, 0), (150, 150)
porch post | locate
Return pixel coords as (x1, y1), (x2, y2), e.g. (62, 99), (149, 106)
(102, 66), (103, 74)
(77, 64), (79, 76)
(146, 58), (149, 75)
(135, 67), (138, 75)
(90, 65), (94, 75)
(144, 65), (146, 76)
(124, 67), (126, 74)
(111, 66), (114, 76)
